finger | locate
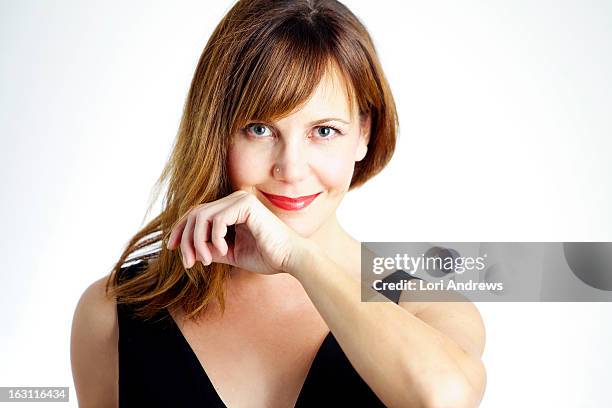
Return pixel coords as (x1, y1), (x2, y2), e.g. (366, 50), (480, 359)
(194, 216), (213, 265)
(168, 191), (248, 250)
(166, 190), (248, 250)
(167, 216), (189, 250)
(191, 192), (249, 262)
(211, 214), (228, 257)
(166, 219), (187, 250)
(180, 214), (197, 268)
(197, 198), (249, 267)
(209, 195), (255, 253)
(208, 240), (235, 267)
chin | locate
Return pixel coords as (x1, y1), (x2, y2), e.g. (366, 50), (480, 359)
(267, 210), (322, 237)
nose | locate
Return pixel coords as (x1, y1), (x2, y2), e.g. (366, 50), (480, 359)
(273, 137), (309, 183)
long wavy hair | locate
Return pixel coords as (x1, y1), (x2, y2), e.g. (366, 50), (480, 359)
(105, 0), (399, 323)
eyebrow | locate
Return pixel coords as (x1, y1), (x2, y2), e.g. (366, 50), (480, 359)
(309, 117), (351, 126)
(242, 117), (352, 132)
(250, 117), (350, 126)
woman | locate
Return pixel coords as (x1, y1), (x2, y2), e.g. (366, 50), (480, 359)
(71, 0), (487, 407)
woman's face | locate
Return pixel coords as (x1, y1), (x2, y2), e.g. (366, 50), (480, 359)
(227, 68), (370, 237)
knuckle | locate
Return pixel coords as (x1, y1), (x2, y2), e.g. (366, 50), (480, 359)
(244, 192), (257, 205)
(195, 206), (209, 218)
(186, 203), (203, 218)
(212, 213), (224, 226)
(230, 190), (246, 198)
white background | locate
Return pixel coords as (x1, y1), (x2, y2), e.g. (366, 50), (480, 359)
(1, 0), (611, 406)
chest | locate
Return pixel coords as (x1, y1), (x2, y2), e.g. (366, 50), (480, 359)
(170, 296), (330, 407)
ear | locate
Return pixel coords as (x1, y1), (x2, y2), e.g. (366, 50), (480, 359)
(355, 113), (371, 162)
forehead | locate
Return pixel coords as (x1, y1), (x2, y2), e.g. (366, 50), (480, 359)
(277, 65), (356, 124)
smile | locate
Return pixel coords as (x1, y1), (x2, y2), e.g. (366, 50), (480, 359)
(260, 191), (321, 211)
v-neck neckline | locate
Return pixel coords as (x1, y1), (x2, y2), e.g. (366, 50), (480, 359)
(166, 309), (333, 408)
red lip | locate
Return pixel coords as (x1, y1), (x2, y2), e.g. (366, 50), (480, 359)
(260, 191), (321, 211)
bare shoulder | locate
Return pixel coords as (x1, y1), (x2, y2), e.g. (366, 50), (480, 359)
(70, 275), (118, 408)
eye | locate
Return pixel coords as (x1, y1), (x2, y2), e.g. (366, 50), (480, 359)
(242, 123), (344, 140)
(244, 123), (273, 138)
(314, 126), (342, 140)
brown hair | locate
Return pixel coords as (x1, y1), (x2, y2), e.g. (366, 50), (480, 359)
(105, 0), (398, 322)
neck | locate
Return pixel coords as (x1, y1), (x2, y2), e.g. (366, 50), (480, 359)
(309, 213), (358, 263)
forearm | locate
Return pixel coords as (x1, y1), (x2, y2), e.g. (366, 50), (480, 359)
(287, 241), (477, 408)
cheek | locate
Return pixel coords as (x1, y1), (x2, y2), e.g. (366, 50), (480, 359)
(227, 144), (267, 188)
(311, 148), (356, 190)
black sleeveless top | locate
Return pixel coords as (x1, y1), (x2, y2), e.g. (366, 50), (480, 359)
(117, 260), (421, 407)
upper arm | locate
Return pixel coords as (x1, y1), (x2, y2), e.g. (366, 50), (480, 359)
(70, 276), (119, 408)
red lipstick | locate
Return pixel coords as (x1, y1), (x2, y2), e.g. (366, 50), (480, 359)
(260, 191), (321, 211)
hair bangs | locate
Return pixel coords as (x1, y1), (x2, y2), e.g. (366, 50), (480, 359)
(230, 24), (357, 132)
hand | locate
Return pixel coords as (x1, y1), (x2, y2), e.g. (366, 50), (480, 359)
(166, 190), (307, 275)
